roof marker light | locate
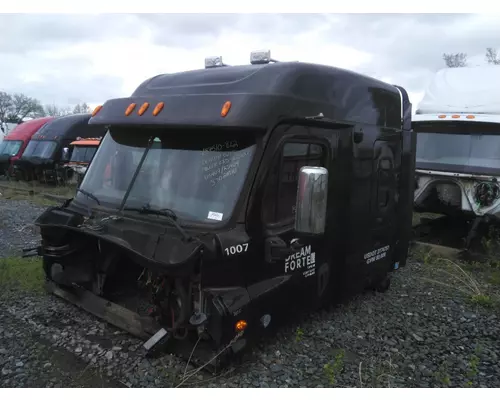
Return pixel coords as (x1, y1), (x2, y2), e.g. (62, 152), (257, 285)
(250, 49), (271, 65)
(451, 115), (460, 119)
(466, 115), (475, 119)
(91, 105), (102, 117)
(205, 56), (224, 69)
(221, 101), (232, 117)
(137, 102), (150, 116)
(125, 103), (136, 116)
(250, 49), (279, 65)
(152, 102), (164, 116)
(438, 115), (446, 118)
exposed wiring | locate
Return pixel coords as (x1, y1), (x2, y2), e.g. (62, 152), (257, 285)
(473, 181), (500, 208)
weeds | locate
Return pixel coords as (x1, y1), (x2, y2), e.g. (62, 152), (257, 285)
(323, 349), (345, 387)
(0, 188), (61, 206)
(480, 225), (500, 257)
(417, 254), (499, 308)
(420, 258), (483, 296)
(434, 361), (451, 387)
(295, 327), (304, 343)
(358, 356), (397, 388)
(0, 181), (75, 206)
(489, 270), (500, 286)
(0, 256), (44, 293)
(470, 294), (495, 308)
(465, 345), (483, 387)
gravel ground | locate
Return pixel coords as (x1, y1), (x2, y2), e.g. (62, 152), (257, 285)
(0, 198), (47, 258)
(1, 198), (500, 388)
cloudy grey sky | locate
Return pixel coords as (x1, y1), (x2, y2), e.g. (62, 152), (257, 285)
(0, 13), (499, 111)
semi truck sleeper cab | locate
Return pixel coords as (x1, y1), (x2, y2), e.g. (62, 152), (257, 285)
(0, 117), (55, 178)
(13, 113), (106, 183)
(32, 50), (415, 369)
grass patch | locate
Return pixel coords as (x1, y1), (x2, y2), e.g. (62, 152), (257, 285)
(0, 256), (45, 294)
(0, 179), (76, 197)
(0, 181), (75, 206)
(412, 247), (500, 309)
(0, 189), (61, 206)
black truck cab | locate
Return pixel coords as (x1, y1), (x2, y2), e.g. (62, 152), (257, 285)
(13, 113), (106, 183)
(33, 51), (415, 365)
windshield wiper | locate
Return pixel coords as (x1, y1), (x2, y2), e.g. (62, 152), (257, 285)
(123, 204), (193, 242)
(76, 188), (101, 205)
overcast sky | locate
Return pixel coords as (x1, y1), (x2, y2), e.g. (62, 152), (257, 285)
(0, 13), (499, 112)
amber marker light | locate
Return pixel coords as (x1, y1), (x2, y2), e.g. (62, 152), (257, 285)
(221, 101), (232, 117)
(125, 103), (136, 116)
(152, 102), (165, 116)
(92, 105), (102, 117)
(137, 102), (150, 116)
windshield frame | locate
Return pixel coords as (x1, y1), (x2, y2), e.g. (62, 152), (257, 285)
(415, 121), (500, 176)
(70, 126), (265, 230)
(69, 145), (97, 163)
(0, 140), (23, 157)
(21, 139), (58, 159)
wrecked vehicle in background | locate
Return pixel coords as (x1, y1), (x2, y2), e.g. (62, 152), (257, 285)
(30, 50), (415, 369)
(13, 114), (106, 184)
(0, 117), (54, 178)
(65, 137), (101, 185)
(413, 66), (500, 249)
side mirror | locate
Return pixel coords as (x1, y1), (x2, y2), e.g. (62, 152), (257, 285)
(62, 147), (69, 161)
(294, 166), (328, 235)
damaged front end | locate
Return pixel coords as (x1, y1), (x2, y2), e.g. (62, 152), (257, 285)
(414, 170), (500, 218)
(32, 205), (251, 370)
(28, 126), (259, 371)
(413, 119), (500, 250)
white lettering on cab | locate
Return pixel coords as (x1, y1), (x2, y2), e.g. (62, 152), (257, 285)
(284, 245), (316, 278)
(363, 245), (390, 265)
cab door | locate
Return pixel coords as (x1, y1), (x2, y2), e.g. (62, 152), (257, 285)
(245, 123), (343, 315)
(365, 134), (402, 281)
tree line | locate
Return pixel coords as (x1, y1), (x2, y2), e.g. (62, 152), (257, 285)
(0, 90), (91, 125)
(443, 47), (500, 68)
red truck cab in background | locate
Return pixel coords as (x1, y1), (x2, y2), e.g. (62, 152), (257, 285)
(0, 117), (55, 178)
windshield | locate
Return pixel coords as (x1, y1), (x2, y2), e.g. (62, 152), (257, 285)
(22, 140), (58, 159)
(415, 122), (500, 174)
(76, 127), (257, 223)
(0, 140), (22, 156)
(70, 146), (97, 163)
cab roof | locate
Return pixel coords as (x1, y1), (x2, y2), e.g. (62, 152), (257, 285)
(89, 61), (404, 130)
(416, 66), (500, 115)
(32, 113), (92, 141)
(3, 117), (55, 141)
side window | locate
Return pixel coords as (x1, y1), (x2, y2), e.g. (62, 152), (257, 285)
(262, 141), (324, 224)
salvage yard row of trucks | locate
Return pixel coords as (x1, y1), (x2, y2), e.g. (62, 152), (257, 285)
(1, 50), (498, 370)
(0, 114), (103, 184)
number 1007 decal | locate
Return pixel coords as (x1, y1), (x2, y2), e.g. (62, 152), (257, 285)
(224, 243), (249, 256)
